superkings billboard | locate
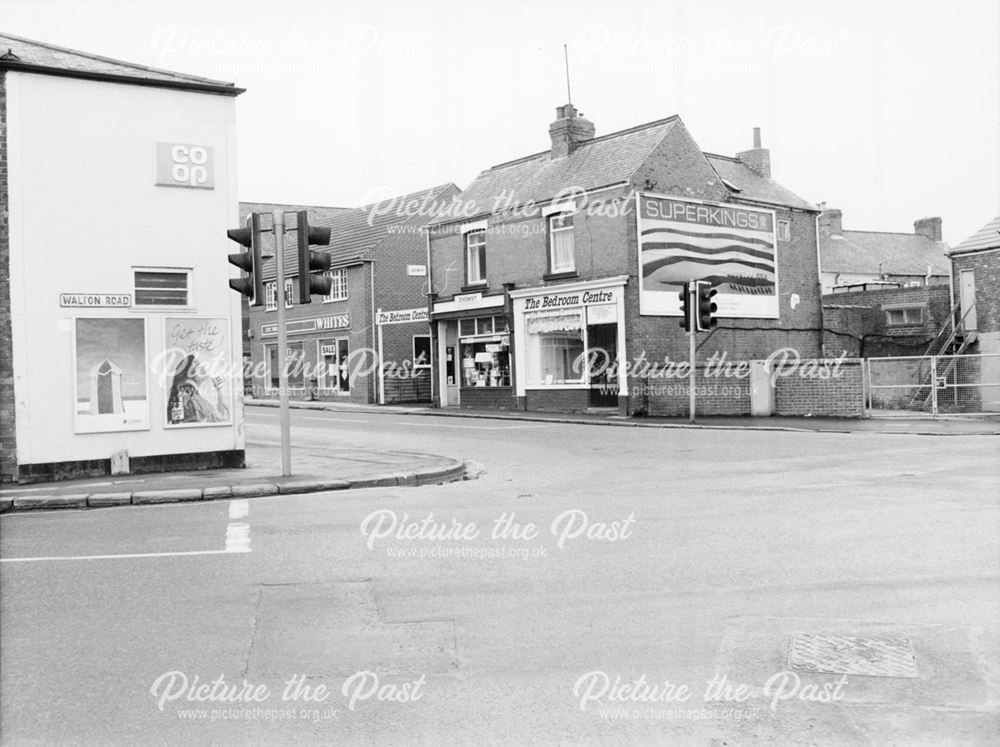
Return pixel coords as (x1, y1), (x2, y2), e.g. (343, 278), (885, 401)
(637, 193), (778, 318)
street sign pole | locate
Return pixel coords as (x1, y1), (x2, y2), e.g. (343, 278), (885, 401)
(688, 280), (697, 424)
(273, 210), (292, 476)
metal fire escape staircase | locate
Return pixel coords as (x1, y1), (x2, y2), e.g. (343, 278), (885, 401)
(905, 306), (975, 410)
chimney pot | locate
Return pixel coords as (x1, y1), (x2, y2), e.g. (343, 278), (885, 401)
(753, 127), (761, 148)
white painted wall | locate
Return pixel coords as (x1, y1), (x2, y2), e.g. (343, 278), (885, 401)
(7, 71), (244, 465)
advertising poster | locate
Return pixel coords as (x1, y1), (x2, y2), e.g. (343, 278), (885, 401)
(637, 193), (779, 318)
(73, 317), (149, 433)
(162, 318), (233, 428)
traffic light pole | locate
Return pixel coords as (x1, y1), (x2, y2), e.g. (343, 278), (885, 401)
(687, 281), (697, 424)
(273, 210), (293, 477)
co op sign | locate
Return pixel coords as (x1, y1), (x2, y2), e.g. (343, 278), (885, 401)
(155, 142), (215, 189)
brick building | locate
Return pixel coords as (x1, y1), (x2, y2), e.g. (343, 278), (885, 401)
(822, 284), (953, 358)
(818, 207), (949, 293)
(427, 106), (829, 417)
(1, 34), (244, 482)
(243, 184), (459, 405)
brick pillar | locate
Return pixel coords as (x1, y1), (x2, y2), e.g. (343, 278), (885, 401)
(0, 71), (18, 481)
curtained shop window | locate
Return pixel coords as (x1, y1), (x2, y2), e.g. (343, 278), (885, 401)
(524, 311), (586, 385)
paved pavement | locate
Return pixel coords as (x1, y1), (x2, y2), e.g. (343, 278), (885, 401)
(0, 439), (469, 513)
(248, 397), (1000, 435)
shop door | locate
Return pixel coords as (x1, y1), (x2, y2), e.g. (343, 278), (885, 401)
(445, 322), (459, 406)
(587, 323), (618, 407)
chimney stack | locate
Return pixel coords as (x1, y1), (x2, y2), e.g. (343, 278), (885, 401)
(914, 217), (942, 242)
(819, 208), (843, 236)
(737, 127), (771, 178)
(549, 104), (595, 159)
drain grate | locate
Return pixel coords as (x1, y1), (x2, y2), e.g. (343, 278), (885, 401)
(789, 634), (919, 678)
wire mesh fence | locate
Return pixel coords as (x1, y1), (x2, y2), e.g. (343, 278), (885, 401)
(866, 353), (1000, 415)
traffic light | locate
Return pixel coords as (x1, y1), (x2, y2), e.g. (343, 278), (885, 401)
(295, 211), (332, 303)
(227, 213), (263, 306)
(696, 282), (718, 332)
(678, 282), (691, 331)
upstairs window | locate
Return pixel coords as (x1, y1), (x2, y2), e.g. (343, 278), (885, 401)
(548, 213), (575, 273)
(134, 269), (189, 306)
(465, 230), (487, 286)
(264, 281), (277, 311)
(323, 269), (348, 302)
(284, 279), (294, 308)
(777, 220), (791, 242)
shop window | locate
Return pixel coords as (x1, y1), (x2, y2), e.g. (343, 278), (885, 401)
(264, 281), (277, 311)
(323, 269), (348, 302)
(548, 213), (575, 273)
(523, 311), (586, 385)
(265, 343), (306, 389)
(318, 338), (350, 392)
(458, 314), (510, 388)
(777, 220), (790, 242)
(133, 269), (189, 306)
(465, 230), (487, 286)
(885, 306), (923, 326)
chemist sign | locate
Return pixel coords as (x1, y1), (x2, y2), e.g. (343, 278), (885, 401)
(155, 143), (215, 189)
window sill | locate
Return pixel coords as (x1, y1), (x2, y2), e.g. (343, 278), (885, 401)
(543, 271), (579, 282)
(460, 284), (489, 293)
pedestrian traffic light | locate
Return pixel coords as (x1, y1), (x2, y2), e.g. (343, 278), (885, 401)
(678, 282), (691, 331)
(227, 213), (263, 306)
(696, 282), (718, 332)
(295, 210), (332, 303)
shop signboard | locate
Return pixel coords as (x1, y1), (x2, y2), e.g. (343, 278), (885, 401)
(637, 193), (778, 318)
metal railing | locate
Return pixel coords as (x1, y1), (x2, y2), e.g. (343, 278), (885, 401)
(866, 353), (1000, 416)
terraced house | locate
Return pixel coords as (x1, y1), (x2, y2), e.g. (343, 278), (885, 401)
(242, 184), (459, 406)
(426, 105), (844, 417)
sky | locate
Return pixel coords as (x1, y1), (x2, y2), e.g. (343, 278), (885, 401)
(4, 0), (999, 244)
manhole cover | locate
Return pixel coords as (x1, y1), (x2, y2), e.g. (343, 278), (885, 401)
(789, 634), (919, 678)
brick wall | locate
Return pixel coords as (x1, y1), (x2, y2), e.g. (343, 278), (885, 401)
(524, 388), (589, 412)
(247, 262), (375, 403)
(952, 250), (1000, 336)
(822, 284), (952, 358)
(774, 360), (864, 417)
(0, 72), (16, 482)
(462, 386), (517, 410)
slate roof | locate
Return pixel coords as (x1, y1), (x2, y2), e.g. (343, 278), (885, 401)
(432, 116), (816, 224)
(820, 230), (950, 276)
(704, 154), (816, 211)
(950, 216), (1000, 255)
(430, 117), (679, 224)
(244, 185), (459, 280)
(0, 32), (242, 95)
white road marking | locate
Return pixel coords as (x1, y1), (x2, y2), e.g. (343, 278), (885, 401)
(0, 549), (249, 563)
(0, 500), (252, 563)
(224, 499), (251, 553)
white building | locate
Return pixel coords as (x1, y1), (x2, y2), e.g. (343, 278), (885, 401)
(0, 33), (245, 481)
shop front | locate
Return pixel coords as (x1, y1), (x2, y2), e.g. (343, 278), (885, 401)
(432, 292), (514, 409)
(510, 276), (629, 413)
